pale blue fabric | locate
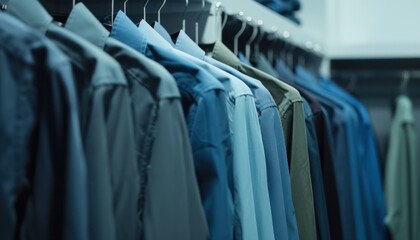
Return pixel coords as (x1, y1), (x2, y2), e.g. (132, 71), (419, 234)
(189, 41), (299, 240)
(169, 29), (276, 240)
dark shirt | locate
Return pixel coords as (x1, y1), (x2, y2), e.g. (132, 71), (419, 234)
(0, 12), (88, 240)
(9, 1), (139, 240)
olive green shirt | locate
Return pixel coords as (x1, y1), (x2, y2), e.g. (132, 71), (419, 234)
(385, 95), (419, 240)
(211, 42), (317, 240)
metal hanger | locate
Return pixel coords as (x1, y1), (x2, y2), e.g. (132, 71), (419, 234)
(182, 0), (189, 31)
(220, 5), (228, 40)
(194, 0), (206, 44)
(108, 0), (114, 24)
(157, 0), (166, 23)
(245, 20), (258, 60)
(233, 13), (247, 56)
(143, 0), (150, 21)
(253, 20), (264, 59)
(400, 71), (410, 93)
(124, 0), (129, 14)
(287, 45), (296, 70)
(267, 27), (278, 63)
(0, 0), (9, 10)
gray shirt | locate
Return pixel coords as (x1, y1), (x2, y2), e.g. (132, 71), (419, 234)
(9, 1), (138, 240)
(64, 4), (208, 240)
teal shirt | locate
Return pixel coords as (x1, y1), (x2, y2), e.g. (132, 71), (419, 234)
(385, 95), (419, 240)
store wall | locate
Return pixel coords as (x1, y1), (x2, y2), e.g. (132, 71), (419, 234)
(296, 0), (327, 48)
(298, 0), (420, 58)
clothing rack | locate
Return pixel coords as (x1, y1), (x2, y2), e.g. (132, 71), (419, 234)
(41, 0), (324, 63)
(330, 58), (420, 100)
(208, 0), (323, 55)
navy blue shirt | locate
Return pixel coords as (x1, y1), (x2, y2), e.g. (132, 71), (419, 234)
(320, 78), (386, 240)
(294, 66), (369, 240)
(0, 12), (88, 240)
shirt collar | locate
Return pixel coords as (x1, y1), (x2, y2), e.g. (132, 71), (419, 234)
(153, 22), (175, 47)
(111, 11), (147, 54)
(65, 3), (108, 49)
(173, 30), (206, 60)
(137, 19), (173, 50)
(8, 0), (52, 34)
(212, 41), (242, 68)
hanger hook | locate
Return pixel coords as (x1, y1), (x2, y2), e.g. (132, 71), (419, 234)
(72, 0), (75, 7)
(124, 0), (129, 14)
(254, 20), (264, 58)
(158, 0), (166, 23)
(111, 0), (114, 24)
(245, 20), (258, 60)
(182, 0), (189, 31)
(143, 0), (150, 21)
(400, 71), (410, 92)
(267, 26), (277, 63)
(234, 13), (247, 56)
(195, 0), (206, 44)
(215, 2), (224, 40)
(220, 6), (228, 40)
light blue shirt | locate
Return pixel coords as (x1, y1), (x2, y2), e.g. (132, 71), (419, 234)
(169, 36), (299, 240)
(163, 28), (275, 240)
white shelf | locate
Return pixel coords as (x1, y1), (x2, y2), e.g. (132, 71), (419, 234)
(208, 0), (324, 55)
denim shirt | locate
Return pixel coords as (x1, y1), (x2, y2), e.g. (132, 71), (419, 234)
(169, 29), (278, 240)
(0, 12), (88, 240)
(111, 11), (234, 240)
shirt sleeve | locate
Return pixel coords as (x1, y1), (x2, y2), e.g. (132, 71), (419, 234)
(84, 84), (138, 240)
(143, 95), (209, 240)
(234, 95), (276, 240)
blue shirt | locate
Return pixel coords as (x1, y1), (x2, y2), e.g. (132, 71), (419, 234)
(319, 78), (386, 240)
(294, 66), (368, 240)
(163, 28), (272, 240)
(111, 12), (234, 240)
(207, 43), (299, 240)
